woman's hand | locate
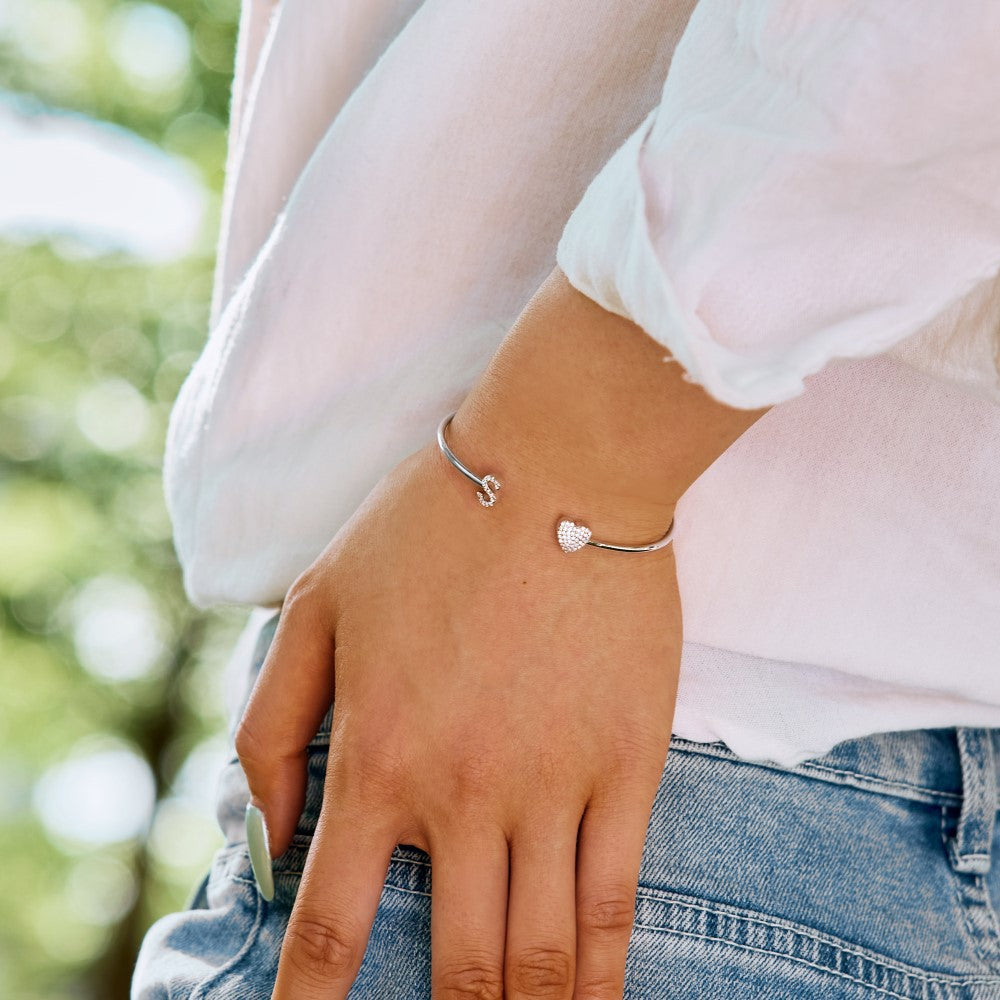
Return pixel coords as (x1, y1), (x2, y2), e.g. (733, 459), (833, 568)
(235, 425), (683, 999)
(236, 263), (768, 998)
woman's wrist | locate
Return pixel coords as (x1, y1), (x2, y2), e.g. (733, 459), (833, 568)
(438, 406), (677, 550)
(443, 266), (771, 545)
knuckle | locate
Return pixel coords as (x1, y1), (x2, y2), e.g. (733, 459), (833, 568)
(281, 574), (313, 618)
(364, 747), (407, 796)
(508, 946), (574, 996)
(335, 735), (406, 804)
(435, 957), (505, 1000)
(524, 745), (565, 799)
(606, 728), (663, 776)
(233, 716), (269, 769)
(578, 889), (636, 937)
(571, 974), (623, 1000)
(282, 567), (329, 623)
(448, 751), (502, 802)
(284, 914), (360, 981)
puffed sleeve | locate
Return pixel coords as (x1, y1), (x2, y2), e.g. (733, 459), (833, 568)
(555, 0), (1000, 409)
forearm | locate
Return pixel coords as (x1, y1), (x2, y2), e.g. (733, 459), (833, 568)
(447, 266), (772, 541)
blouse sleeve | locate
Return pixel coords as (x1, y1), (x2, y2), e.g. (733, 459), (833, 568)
(555, 0), (1000, 409)
(228, 0), (280, 153)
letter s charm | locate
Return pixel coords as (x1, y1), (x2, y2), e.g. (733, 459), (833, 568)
(476, 474), (502, 507)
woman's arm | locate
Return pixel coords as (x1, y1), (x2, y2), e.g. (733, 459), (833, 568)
(234, 5), (1000, 998)
(448, 266), (771, 542)
(239, 264), (769, 1000)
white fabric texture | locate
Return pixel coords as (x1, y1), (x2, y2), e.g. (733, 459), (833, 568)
(164, 0), (1000, 766)
(557, 0), (1000, 408)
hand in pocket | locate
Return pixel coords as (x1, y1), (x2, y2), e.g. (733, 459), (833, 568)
(235, 433), (682, 1000)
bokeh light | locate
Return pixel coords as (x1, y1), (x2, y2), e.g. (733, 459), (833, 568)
(75, 377), (151, 452)
(0, 98), (207, 262)
(65, 854), (139, 927)
(0, 0), (92, 68)
(0, 1), (243, 995)
(70, 574), (167, 682)
(105, 3), (192, 95)
(172, 733), (231, 812)
(32, 741), (157, 845)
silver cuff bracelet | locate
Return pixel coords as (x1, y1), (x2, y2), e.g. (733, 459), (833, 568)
(436, 411), (674, 554)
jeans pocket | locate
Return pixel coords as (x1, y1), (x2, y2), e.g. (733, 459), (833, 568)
(131, 843), (266, 1000)
(631, 736), (1000, 999)
(624, 889), (998, 1000)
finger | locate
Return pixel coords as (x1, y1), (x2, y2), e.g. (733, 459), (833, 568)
(272, 800), (397, 1000)
(429, 822), (509, 1000)
(505, 812), (579, 999)
(572, 782), (657, 1000)
(234, 574), (338, 857)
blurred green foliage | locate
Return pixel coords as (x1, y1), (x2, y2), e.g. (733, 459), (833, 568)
(0, 2), (248, 997)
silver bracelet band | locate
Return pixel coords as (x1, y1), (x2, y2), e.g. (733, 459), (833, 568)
(436, 410), (675, 553)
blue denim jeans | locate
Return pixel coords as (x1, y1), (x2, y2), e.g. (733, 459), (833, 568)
(132, 613), (1000, 998)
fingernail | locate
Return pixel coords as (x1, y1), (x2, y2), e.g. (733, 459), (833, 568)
(245, 802), (275, 902)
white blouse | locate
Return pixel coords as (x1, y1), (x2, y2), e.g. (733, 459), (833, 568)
(165, 0), (1000, 766)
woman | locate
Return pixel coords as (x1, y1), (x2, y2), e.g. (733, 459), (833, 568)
(132, 0), (1000, 997)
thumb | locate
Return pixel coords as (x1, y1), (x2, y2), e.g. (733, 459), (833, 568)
(235, 572), (337, 864)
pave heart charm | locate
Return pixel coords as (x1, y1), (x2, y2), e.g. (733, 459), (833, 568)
(557, 518), (592, 553)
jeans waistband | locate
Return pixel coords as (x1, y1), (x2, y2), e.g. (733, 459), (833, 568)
(817, 726), (999, 875)
(675, 726), (1000, 876)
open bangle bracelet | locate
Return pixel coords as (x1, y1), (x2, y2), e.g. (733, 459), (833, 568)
(436, 410), (674, 554)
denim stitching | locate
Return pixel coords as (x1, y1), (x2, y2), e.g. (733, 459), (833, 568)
(269, 851), (433, 881)
(257, 854), (1000, 992)
(227, 860), (1000, 993)
(670, 740), (950, 799)
(955, 730), (998, 869)
(632, 925), (962, 1000)
(800, 761), (962, 802)
(391, 851), (431, 869)
(265, 840), (1000, 983)
(634, 888), (1000, 987)
(942, 806), (1000, 977)
(974, 870), (1000, 973)
(383, 882), (432, 900)
(668, 740), (962, 804)
(229, 872), (1000, 991)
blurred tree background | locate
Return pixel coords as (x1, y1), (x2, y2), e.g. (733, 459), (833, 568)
(0, 1), (249, 997)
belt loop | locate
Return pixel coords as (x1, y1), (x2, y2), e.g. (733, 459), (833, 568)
(949, 728), (998, 875)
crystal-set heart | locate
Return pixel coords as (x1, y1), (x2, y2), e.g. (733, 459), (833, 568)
(557, 519), (592, 553)
(437, 411), (673, 554)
